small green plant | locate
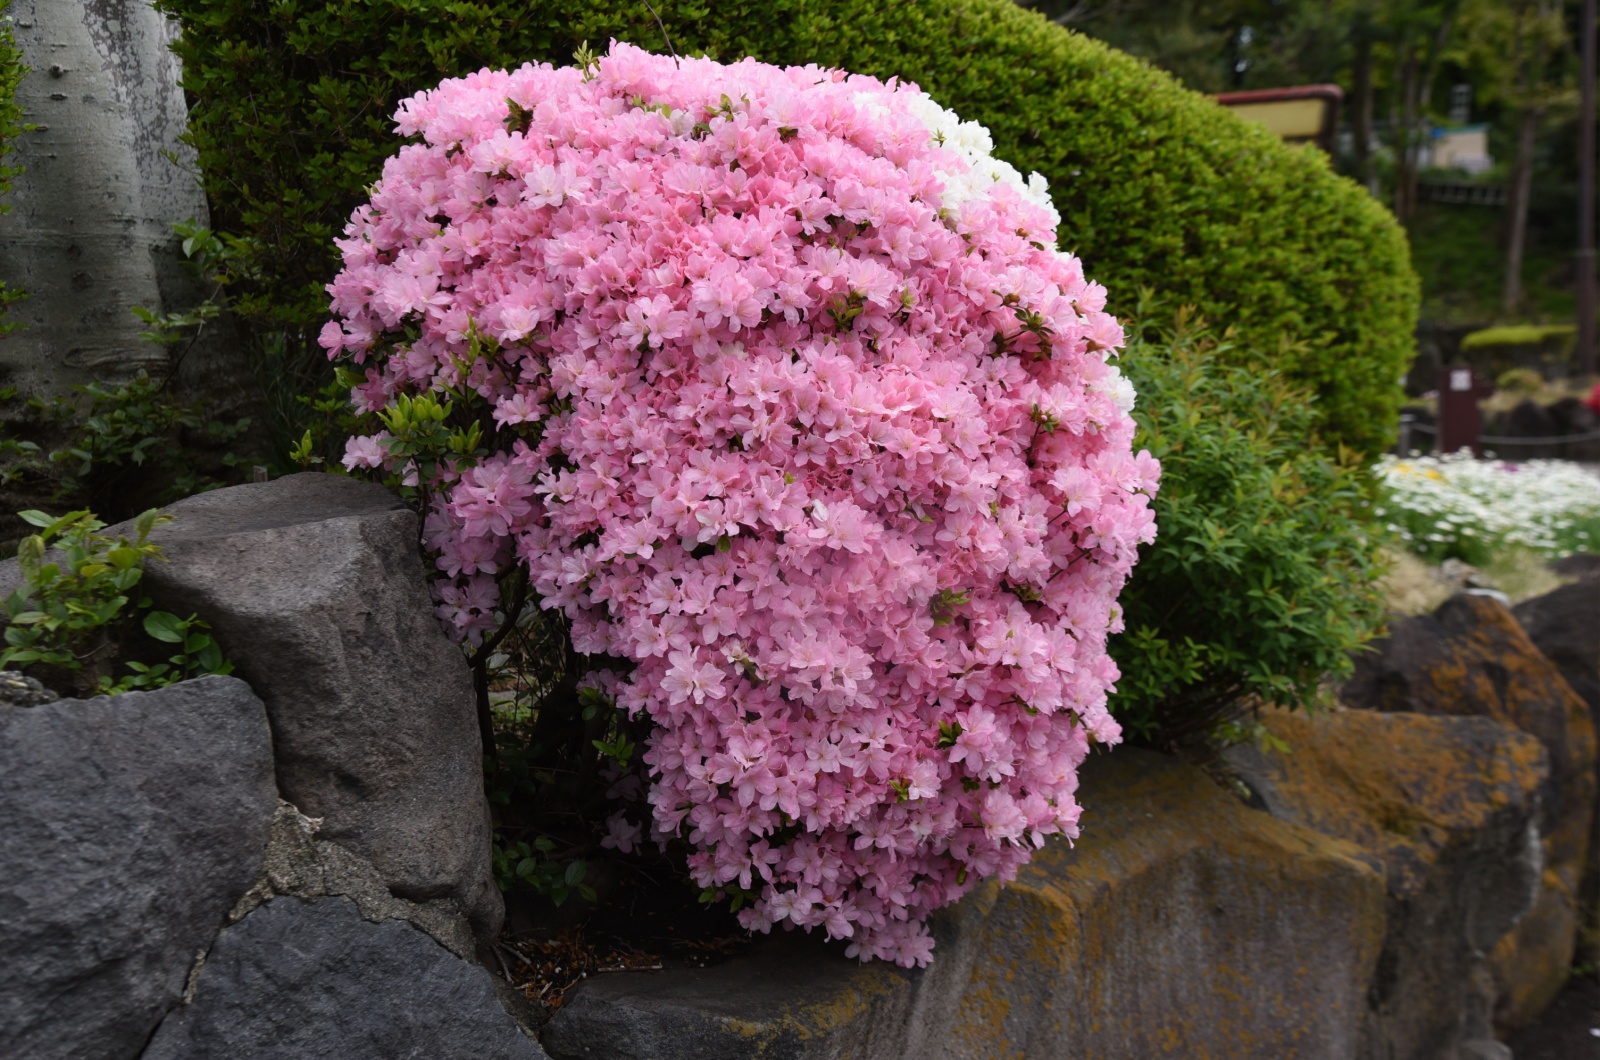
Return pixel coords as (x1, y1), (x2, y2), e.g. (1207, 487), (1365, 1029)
(492, 835), (597, 907)
(1111, 303), (1387, 748)
(1, 508), (232, 696)
(99, 610), (232, 694)
(0, 371), (252, 527)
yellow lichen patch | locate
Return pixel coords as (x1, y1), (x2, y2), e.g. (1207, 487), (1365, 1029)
(1240, 707), (1547, 903)
(930, 749), (1385, 1058)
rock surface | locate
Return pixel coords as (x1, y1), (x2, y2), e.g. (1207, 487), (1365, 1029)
(1515, 574), (1600, 963)
(1342, 592), (1598, 1028)
(0, 669), (57, 706)
(112, 473), (502, 940)
(1224, 708), (1546, 1059)
(142, 896), (547, 1059)
(231, 800), (479, 962)
(1514, 578), (1600, 726)
(0, 676), (276, 1060)
(544, 749), (1387, 1059)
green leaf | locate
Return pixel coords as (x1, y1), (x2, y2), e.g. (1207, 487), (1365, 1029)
(143, 611), (188, 643)
(106, 547), (143, 570)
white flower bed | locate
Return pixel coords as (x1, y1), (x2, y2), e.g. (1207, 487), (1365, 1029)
(1375, 452), (1600, 561)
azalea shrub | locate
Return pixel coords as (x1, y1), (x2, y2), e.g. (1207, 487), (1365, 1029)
(323, 44), (1158, 966)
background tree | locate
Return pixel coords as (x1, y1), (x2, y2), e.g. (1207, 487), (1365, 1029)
(1450, 0), (1575, 312)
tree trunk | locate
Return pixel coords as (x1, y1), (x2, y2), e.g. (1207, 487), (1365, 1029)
(0, 0), (224, 399)
(1395, 54), (1420, 223)
(1351, 18), (1375, 191)
(1394, 4), (1464, 226)
(1503, 106), (1542, 314)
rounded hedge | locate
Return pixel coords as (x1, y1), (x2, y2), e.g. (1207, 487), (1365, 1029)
(158, 0), (1417, 459)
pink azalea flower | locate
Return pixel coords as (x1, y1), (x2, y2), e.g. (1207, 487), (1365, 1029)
(323, 43), (1157, 969)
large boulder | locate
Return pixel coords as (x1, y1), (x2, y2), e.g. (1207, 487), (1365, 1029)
(1342, 592), (1598, 1028)
(0, 676), (276, 1060)
(543, 749), (1387, 1059)
(1515, 570), (1600, 963)
(1224, 708), (1546, 1059)
(142, 896), (547, 1059)
(111, 473), (502, 940)
(1514, 575), (1600, 724)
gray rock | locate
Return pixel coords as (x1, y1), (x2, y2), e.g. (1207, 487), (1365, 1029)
(1514, 580), (1600, 733)
(1223, 708), (1546, 1059)
(0, 669), (57, 706)
(142, 896), (547, 1059)
(1341, 592), (1598, 1028)
(109, 473), (502, 941)
(0, 676), (276, 1060)
(229, 800), (477, 962)
(1515, 579), (1600, 967)
(544, 749), (1388, 1059)
(1549, 552), (1600, 581)
(1458, 1040), (1513, 1060)
(542, 933), (917, 1060)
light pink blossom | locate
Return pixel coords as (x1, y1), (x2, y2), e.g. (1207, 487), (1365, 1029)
(325, 43), (1158, 969)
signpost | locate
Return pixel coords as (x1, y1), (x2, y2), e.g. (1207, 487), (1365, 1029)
(1438, 366), (1494, 456)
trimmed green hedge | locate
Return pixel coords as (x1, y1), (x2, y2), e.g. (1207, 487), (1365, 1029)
(0, 0), (26, 334)
(156, 0), (1416, 457)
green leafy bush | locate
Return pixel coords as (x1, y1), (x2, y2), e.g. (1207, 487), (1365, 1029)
(0, 373), (252, 524)
(1110, 307), (1387, 746)
(0, 0), (27, 333)
(155, 0), (1416, 458)
(2, 509), (232, 696)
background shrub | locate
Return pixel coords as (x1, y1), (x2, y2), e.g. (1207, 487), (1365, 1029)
(156, 0), (1417, 459)
(0, 0), (26, 334)
(1110, 305), (1387, 747)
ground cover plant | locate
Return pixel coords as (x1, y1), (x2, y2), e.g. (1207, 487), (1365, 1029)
(1110, 307), (1386, 746)
(1, 509), (232, 697)
(323, 44), (1158, 966)
(1376, 452), (1600, 564)
(156, 0), (1416, 459)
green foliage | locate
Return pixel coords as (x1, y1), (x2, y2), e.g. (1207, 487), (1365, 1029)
(1110, 305), (1387, 746)
(0, 373), (251, 523)
(155, 0), (1417, 459)
(492, 835), (597, 907)
(0, 0), (27, 333)
(1462, 323), (1576, 351)
(101, 610), (232, 694)
(1, 508), (232, 696)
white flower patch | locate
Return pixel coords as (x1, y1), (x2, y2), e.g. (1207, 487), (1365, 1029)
(895, 91), (1062, 235)
(1376, 452), (1600, 559)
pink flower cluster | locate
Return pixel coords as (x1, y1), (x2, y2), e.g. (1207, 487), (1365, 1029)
(323, 43), (1158, 967)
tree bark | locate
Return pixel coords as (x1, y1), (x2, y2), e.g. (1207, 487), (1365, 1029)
(1395, 53), (1420, 223)
(0, 0), (222, 399)
(1504, 105), (1543, 314)
(1394, 3), (1464, 226)
(1351, 16), (1376, 191)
